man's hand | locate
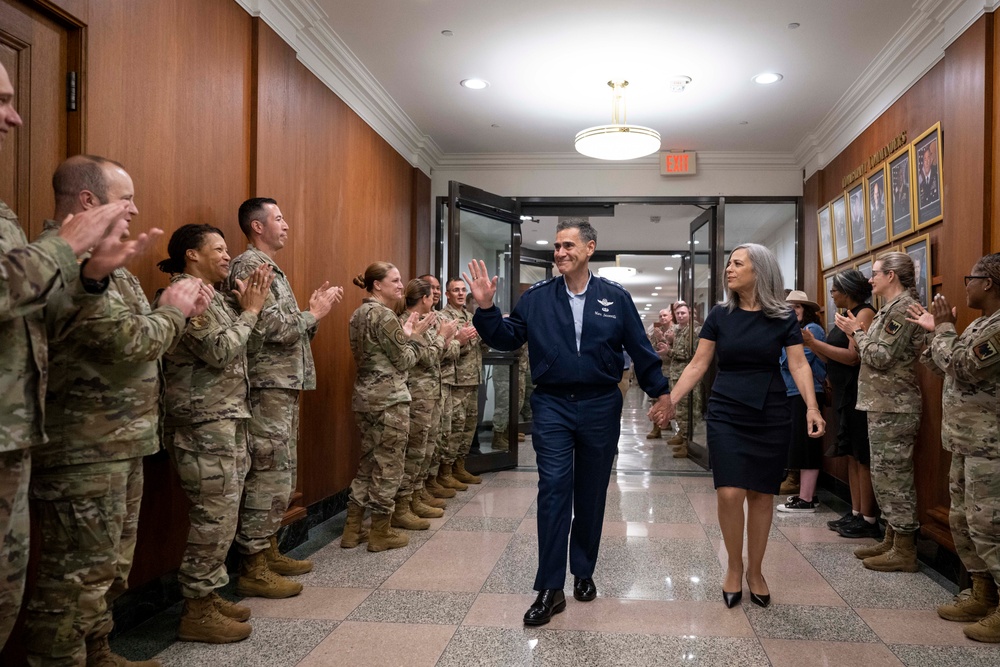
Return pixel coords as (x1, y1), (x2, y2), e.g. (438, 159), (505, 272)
(233, 264), (274, 315)
(647, 394), (676, 428)
(456, 323), (478, 346)
(308, 281), (343, 320)
(158, 277), (203, 318)
(439, 318), (459, 344)
(462, 259), (498, 309)
(411, 311), (437, 338)
(57, 202), (131, 256)
(81, 218), (163, 281)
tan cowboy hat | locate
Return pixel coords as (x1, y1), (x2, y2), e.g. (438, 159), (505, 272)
(785, 290), (821, 311)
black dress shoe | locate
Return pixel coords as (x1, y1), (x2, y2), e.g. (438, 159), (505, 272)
(523, 589), (567, 626)
(722, 589), (742, 608)
(573, 576), (597, 602)
(747, 576), (770, 608)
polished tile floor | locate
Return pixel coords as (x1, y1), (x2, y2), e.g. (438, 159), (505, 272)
(115, 389), (999, 666)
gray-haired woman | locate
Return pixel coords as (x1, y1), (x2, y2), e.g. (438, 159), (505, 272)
(670, 243), (825, 608)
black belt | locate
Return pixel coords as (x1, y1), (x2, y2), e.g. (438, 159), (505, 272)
(535, 384), (617, 401)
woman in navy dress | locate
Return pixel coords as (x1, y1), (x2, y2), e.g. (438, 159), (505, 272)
(669, 244), (825, 608)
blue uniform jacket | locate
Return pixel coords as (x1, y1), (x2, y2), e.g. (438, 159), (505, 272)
(472, 275), (670, 397)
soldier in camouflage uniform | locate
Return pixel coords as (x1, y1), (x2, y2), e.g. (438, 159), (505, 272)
(667, 303), (701, 457)
(910, 253), (1000, 642)
(0, 76), (135, 653)
(837, 251), (924, 573)
(342, 263), (432, 551)
(157, 224), (275, 644)
(491, 335), (527, 451)
(645, 308), (673, 438)
(226, 198), (342, 598)
(439, 278), (483, 485)
(24, 156), (204, 667)
(398, 279), (457, 519)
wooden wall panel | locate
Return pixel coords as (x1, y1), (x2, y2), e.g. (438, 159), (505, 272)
(253, 22), (422, 505)
(805, 15), (995, 549)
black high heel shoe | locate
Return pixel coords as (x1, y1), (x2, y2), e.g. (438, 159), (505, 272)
(722, 589), (743, 608)
(747, 575), (770, 608)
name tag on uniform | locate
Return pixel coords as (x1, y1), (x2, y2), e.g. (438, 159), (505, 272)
(595, 299), (616, 319)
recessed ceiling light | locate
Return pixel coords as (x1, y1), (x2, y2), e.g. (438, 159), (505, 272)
(461, 78), (489, 89)
(694, 240), (700, 244)
(535, 239), (548, 245)
(752, 72), (783, 85)
(654, 286), (663, 290)
(671, 254), (682, 258)
(651, 292), (659, 296)
(664, 267), (675, 271)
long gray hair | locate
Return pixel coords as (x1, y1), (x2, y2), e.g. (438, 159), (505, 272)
(722, 243), (791, 318)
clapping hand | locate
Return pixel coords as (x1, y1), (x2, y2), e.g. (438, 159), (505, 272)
(906, 294), (955, 332)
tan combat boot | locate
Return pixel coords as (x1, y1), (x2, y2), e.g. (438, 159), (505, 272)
(437, 463), (469, 491)
(938, 572), (999, 622)
(178, 595), (253, 643)
(411, 492), (445, 518)
(646, 424), (662, 439)
(85, 636), (162, 667)
(368, 512), (409, 552)
(779, 470), (800, 496)
(671, 441), (688, 458)
(236, 551), (303, 598)
(341, 502), (369, 549)
(863, 530), (919, 572)
(493, 427), (508, 449)
(668, 433), (685, 446)
(419, 486), (447, 509)
(426, 473), (457, 498)
(452, 457), (482, 484)
(964, 605), (1000, 643)
(854, 525), (894, 560)
(266, 535), (312, 575)
(391, 495), (431, 530)
(211, 592), (251, 622)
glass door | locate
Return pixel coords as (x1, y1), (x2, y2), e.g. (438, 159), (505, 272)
(447, 181), (522, 473)
(686, 206), (721, 467)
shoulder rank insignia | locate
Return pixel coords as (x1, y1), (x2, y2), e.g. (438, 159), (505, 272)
(884, 319), (902, 336)
(597, 299), (614, 307)
(974, 338), (998, 363)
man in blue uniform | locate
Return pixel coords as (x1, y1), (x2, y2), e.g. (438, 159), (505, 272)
(465, 219), (674, 625)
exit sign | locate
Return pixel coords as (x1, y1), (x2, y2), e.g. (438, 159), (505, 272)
(660, 151), (697, 175)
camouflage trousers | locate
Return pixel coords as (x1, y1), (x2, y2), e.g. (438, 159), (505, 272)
(165, 420), (250, 599)
(0, 449), (30, 651)
(867, 411), (920, 533)
(492, 364), (525, 432)
(25, 457), (144, 665)
(435, 384), (453, 469)
(949, 453), (1000, 586)
(402, 397), (441, 495)
(521, 371), (534, 421)
(445, 385), (479, 463)
(236, 388), (299, 556)
(349, 403), (409, 514)
(670, 365), (702, 430)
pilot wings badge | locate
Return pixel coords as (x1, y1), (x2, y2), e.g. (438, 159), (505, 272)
(597, 299), (614, 307)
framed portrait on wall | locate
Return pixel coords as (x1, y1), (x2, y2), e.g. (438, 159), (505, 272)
(824, 271), (837, 331)
(818, 205), (834, 269)
(866, 165), (889, 249)
(831, 195), (849, 265)
(848, 181), (867, 257)
(854, 256), (873, 280)
(888, 145), (914, 241)
(902, 233), (932, 308)
(913, 123), (943, 228)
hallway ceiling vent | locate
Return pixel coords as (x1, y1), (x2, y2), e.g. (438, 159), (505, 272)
(574, 81), (661, 161)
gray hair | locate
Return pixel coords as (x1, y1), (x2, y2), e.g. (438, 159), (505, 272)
(722, 243), (790, 318)
(555, 219), (597, 245)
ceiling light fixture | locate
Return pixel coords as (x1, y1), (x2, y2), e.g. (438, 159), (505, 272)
(752, 72), (783, 85)
(597, 266), (637, 280)
(461, 78), (490, 89)
(535, 240), (548, 245)
(575, 81), (661, 160)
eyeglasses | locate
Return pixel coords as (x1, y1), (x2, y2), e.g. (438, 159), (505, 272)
(871, 269), (892, 277)
(965, 275), (990, 286)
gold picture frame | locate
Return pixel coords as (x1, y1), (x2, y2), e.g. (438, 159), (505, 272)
(854, 255), (873, 280)
(831, 194), (850, 265)
(912, 123), (943, 228)
(888, 144), (914, 241)
(847, 179), (867, 258)
(824, 270), (837, 331)
(865, 164), (890, 250)
(818, 205), (834, 270)
(902, 233), (932, 308)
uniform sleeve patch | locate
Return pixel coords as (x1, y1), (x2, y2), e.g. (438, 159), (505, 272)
(382, 315), (408, 346)
(884, 318), (903, 336)
(973, 337), (998, 364)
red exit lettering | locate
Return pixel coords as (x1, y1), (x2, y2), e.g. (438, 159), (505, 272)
(665, 154), (689, 172)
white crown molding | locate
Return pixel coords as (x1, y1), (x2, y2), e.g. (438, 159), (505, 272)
(234, 0), (441, 176)
(796, 0), (1000, 179)
(433, 151), (800, 172)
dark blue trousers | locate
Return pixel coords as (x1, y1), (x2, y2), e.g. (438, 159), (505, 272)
(530, 385), (623, 591)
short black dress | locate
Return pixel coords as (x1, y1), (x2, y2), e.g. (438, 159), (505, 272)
(700, 305), (802, 494)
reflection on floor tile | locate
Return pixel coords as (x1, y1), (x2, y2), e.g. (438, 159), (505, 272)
(441, 516), (523, 532)
(745, 603), (880, 642)
(154, 617), (336, 666)
(760, 638), (905, 667)
(298, 621), (455, 667)
(346, 589), (477, 625)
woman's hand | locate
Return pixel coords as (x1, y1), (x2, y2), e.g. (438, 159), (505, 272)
(905, 303), (935, 332)
(834, 310), (859, 335)
(800, 327), (815, 346)
(806, 408), (826, 438)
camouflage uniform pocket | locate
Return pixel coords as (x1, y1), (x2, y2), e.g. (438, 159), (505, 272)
(30, 468), (125, 553)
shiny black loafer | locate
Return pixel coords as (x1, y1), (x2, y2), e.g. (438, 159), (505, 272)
(573, 576), (597, 602)
(523, 589), (566, 626)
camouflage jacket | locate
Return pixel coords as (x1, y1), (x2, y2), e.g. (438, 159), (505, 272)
(37, 257), (186, 468)
(226, 244), (317, 391)
(648, 324), (672, 362)
(668, 323), (700, 366)
(158, 274), (257, 427)
(0, 202), (83, 452)
(920, 311), (1000, 456)
(402, 312), (446, 401)
(440, 304), (482, 386)
(350, 298), (423, 411)
(855, 292), (923, 413)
